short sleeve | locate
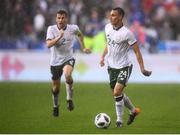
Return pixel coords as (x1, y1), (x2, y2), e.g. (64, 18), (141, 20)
(46, 26), (54, 40)
(72, 25), (80, 35)
(127, 31), (137, 46)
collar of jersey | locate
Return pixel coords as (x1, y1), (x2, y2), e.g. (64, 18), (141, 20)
(57, 25), (67, 31)
(113, 24), (123, 31)
(63, 25), (67, 30)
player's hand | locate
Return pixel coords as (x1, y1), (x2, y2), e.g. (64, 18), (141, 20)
(141, 69), (152, 76)
(100, 58), (105, 67)
(83, 48), (91, 54)
(59, 29), (64, 38)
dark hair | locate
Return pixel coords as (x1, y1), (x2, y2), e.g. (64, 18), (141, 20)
(57, 9), (68, 17)
(112, 7), (125, 18)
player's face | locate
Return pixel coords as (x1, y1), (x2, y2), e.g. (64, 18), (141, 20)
(110, 10), (122, 26)
(56, 13), (67, 29)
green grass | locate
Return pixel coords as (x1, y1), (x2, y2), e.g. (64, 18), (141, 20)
(0, 82), (180, 134)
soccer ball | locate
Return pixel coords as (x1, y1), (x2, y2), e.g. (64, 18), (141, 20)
(94, 113), (111, 128)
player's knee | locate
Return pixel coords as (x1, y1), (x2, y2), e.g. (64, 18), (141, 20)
(52, 85), (59, 93)
(113, 89), (122, 97)
(65, 75), (73, 84)
(113, 91), (120, 97)
(113, 84), (124, 97)
(64, 73), (70, 79)
(66, 78), (73, 85)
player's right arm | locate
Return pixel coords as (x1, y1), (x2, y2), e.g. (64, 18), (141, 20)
(100, 44), (108, 67)
(46, 29), (64, 48)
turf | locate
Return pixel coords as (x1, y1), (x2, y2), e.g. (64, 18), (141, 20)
(0, 82), (180, 134)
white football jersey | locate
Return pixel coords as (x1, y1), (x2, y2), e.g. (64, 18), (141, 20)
(46, 24), (79, 66)
(105, 23), (137, 69)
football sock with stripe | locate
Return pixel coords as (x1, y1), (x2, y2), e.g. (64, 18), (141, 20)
(52, 89), (59, 108)
(115, 95), (124, 122)
(65, 83), (73, 101)
(123, 93), (135, 114)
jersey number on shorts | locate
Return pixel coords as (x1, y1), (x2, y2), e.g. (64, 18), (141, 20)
(118, 70), (127, 80)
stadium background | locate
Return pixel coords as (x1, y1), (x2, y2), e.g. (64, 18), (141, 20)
(0, 0), (180, 82)
(0, 0), (180, 134)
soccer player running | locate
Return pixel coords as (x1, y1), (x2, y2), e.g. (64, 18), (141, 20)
(46, 10), (91, 117)
(100, 7), (152, 127)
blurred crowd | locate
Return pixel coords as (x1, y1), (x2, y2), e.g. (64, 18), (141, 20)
(0, 0), (180, 53)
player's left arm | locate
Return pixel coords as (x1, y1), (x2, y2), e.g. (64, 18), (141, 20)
(76, 30), (91, 54)
(132, 42), (152, 76)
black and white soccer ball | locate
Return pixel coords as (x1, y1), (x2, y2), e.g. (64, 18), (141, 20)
(94, 113), (111, 128)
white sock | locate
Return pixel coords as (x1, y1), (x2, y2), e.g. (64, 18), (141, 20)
(115, 96), (124, 122)
(123, 93), (135, 114)
(65, 83), (73, 100)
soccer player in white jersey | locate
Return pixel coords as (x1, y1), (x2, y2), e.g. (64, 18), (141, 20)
(46, 10), (91, 117)
(100, 7), (152, 127)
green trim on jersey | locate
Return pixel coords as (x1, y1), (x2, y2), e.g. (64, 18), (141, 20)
(107, 64), (133, 89)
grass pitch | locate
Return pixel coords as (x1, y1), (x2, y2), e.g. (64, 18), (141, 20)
(0, 82), (180, 134)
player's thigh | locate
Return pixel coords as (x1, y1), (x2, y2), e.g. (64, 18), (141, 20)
(63, 59), (75, 77)
(52, 79), (60, 90)
(50, 66), (63, 79)
(108, 64), (133, 89)
(113, 82), (124, 96)
(117, 64), (133, 86)
(63, 65), (73, 76)
(107, 68), (119, 89)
